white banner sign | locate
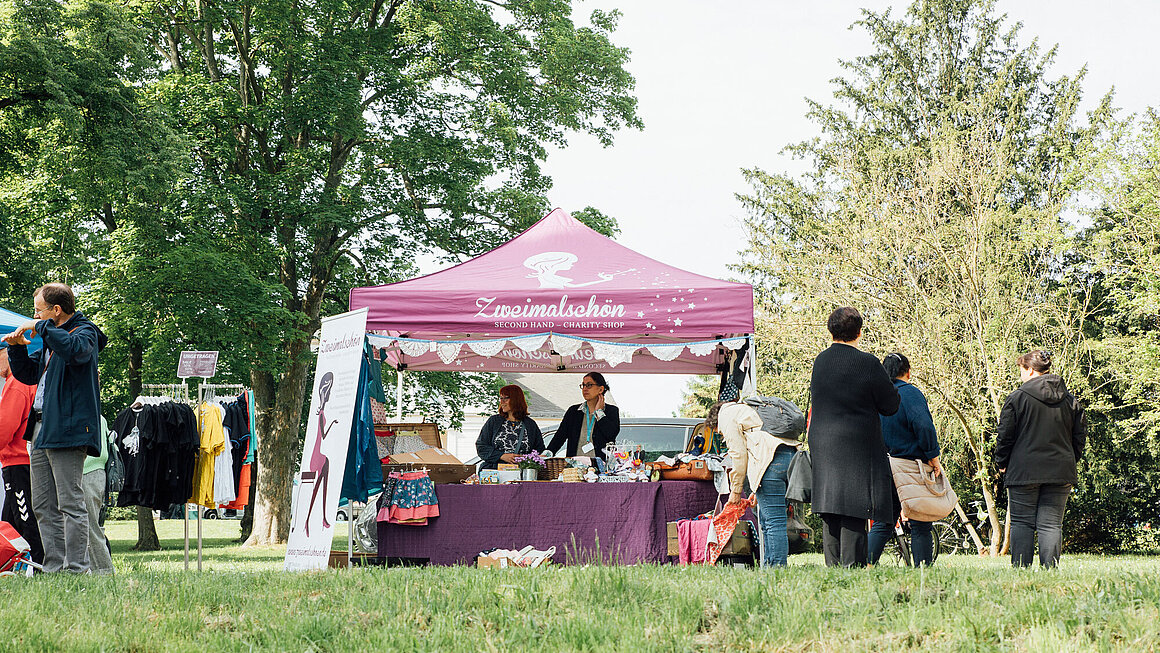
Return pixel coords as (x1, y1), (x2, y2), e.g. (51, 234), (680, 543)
(285, 308), (368, 571)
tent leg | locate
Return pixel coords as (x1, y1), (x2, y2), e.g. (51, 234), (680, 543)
(395, 370), (404, 422)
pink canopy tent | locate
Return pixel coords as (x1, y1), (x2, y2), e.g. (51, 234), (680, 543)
(348, 209), (754, 374)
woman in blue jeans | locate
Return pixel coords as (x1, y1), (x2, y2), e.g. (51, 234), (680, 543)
(994, 350), (1085, 568)
(867, 353), (944, 566)
(708, 393), (801, 567)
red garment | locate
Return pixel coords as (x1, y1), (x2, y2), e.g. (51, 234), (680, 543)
(220, 463), (251, 510)
(706, 495), (756, 565)
(0, 377), (34, 467)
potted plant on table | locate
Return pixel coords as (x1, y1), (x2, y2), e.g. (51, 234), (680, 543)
(513, 452), (546, 481)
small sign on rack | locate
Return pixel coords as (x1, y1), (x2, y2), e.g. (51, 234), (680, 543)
(177, 351), (219, 379)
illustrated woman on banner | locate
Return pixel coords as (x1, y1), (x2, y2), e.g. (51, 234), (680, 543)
(523, 252), (624, 289)
(304, 371), (339, 536)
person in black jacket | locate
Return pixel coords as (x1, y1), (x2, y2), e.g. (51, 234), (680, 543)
(475, 385), (544, 470)
(546, 372), (620, 460)
(808, 307), (900, 567)
(994, 350), (1085, 568)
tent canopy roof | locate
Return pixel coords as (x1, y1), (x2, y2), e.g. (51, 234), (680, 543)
(349, 209), (753, 374)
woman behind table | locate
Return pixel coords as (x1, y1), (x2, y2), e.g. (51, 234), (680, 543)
(475, 385), (544, 470)
(546, 373), (620, 460)
(707, 387), (801, 567)
(867, 352), (943, 566)
(994, 350), (1086, 568)
(808, 307), (900, 567)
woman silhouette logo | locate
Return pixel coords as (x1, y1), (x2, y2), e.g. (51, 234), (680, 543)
(297, 371), (340, 537)
(523, 251), (621, 289)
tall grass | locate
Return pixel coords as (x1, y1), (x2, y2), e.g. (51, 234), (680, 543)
(2, 521), (1158, 652)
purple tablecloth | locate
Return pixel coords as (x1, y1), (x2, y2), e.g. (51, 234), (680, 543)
(378, 480), (720, 566)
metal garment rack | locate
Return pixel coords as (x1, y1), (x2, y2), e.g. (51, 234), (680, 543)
(139, 384), (200, 570)
(186, 383), (248, 571)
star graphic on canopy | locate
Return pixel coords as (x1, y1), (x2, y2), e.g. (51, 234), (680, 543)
(688, 303), (696, 309)
(674, 318), (683, 326)
(456, 360), (463, 366)
(637, 311), (644, 318)
(645, 322), (654, 329)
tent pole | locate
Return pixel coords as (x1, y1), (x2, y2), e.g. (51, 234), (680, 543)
(395, 370), (404, 421)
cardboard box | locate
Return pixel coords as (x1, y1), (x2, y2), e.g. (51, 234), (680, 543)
(389, 448), (462, 465)
(477, 555), (510, 569)
(383, 449), (474, 484)
(666, 520), (755, 558)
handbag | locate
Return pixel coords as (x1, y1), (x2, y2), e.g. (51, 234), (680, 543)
(888, 457), (957, 522)
(105, 436), (126, 493)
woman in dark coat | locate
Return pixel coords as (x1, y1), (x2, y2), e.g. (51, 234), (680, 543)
(546, 372), (619, 461)
(475, 385), (544, 470)
(994, 350), (1085, 568)
(808, 307), (900, 567)
(867, 352), (943, 566)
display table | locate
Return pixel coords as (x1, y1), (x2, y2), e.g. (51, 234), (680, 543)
(377, 480), (720, 566)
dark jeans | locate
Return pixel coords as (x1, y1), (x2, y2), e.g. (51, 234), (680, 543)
(820, 513), (867, 567)
(2, 464), (44, 564)
(867, 492), (934, 566)
(755, 445), (796, 567)
(1008, 483), (1071, 568)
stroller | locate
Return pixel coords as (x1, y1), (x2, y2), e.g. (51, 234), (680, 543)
(0, 521), (43, 577)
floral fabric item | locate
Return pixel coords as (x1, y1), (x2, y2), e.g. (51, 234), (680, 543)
(377, 471), (439, 525)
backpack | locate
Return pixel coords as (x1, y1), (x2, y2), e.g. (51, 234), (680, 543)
(743, 396), (807, 441)
(105, 434), (126, 494)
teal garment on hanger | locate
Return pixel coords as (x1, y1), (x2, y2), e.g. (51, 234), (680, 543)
(341, 342), (384, 503)
(245, 390), (257, 464)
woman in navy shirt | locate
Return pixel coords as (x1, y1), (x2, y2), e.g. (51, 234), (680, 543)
(867, 352), (943, 566)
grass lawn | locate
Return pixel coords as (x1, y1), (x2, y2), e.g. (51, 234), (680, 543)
(2, 520), (1159, 652)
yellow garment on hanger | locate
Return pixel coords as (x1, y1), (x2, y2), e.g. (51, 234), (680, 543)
(190, 402), (226, 508)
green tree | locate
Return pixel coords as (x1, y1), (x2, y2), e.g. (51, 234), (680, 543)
(1067, 110), (1160, 550)
(131, 0), (640, 544)
(736, 0), (1111, 553)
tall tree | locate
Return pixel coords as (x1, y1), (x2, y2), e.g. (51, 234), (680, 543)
(735, 0), (1111, 553)
(133, 0), (641, 544)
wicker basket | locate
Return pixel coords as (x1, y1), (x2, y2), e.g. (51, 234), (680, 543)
(559, 468), (584, 483)
(541, 457), (570, 481)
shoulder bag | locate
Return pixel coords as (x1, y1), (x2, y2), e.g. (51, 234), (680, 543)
(888, 457), (957, 522)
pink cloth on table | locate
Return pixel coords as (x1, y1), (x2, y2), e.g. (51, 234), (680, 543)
(677, 518), (711, 565)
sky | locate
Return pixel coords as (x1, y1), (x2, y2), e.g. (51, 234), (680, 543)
(443, 1), (1160, 419)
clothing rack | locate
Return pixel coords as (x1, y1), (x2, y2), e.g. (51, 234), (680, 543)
(140, 383), (191, 404)
(138, 383), (201, 571)
(184, 383), (250, 571)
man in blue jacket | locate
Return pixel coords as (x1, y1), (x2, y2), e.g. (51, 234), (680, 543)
(2, 283), (107, 574)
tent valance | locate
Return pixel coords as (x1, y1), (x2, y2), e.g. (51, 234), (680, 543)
(366, 332), (749, 374)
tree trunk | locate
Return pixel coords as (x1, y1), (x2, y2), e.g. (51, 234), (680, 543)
(134, 506), (161, 551)
(243, 341), (311, 546)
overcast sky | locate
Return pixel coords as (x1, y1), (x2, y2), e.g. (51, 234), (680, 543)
(450, 1), (1160, 418)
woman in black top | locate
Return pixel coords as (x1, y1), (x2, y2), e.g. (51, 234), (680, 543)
(546, 372), (620, 461)
(808, 307), (900, 567)
(994, 350), (1085, 568)
(475, 385), (544, 470)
